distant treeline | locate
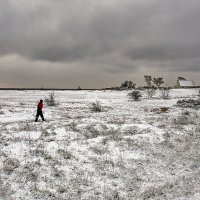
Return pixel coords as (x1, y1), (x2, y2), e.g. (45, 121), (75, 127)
(0, 86), (199, 91)
(0, 88), (97, 91)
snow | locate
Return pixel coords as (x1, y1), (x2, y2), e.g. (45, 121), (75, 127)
(0, 89), (200, 199)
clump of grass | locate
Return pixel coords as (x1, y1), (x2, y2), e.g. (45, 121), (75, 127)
(19, 122), (34, 132)
(58, 149), (73, 159)
(107, 127), (122, 141)
(123, 126), (140, 135)
(90, 145), (109, 155)
(68, 121), (79, 132)
(160, 87), (171, 99)
(173, 113), (196, 125)
(3, 158), (20, 174)
(0, 176), (12, 199)
(108, 117), (126, 125)
(0, 110), (4, 115)
(84, 124), (100, 139)
(28, 171), (39, 181)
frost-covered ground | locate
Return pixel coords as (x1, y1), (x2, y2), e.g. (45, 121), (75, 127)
(0, 89), (200, 200)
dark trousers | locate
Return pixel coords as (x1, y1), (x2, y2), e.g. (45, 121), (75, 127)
(35, 109), (45, 122)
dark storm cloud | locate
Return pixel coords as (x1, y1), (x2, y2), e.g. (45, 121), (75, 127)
(125, 44), (200, 61)
(0, 0), (200, 87)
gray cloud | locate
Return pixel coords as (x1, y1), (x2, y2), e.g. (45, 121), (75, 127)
(125, 44), (200, 61)
(0, 0), (200, 87)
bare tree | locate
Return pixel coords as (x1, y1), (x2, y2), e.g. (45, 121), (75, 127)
(145, 87), (156, 99)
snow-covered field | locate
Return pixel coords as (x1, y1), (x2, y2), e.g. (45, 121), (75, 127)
(0, 89), (200, 200)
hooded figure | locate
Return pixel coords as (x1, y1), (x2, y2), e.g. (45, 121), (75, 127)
(35, 99), (45, 122)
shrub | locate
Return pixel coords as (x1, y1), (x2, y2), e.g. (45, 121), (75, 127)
(120, 80), (136, 90)
(128, 90), (142, 101)
(177, 99), (200, 109)
(3, 158), (20, 174)
(90, 145), (109, 155)
(145, 87), (156, 99)
(45, 92), (57, 106)
(58, 149), (72, 159)
(91, 101), (103, 112)
(160, 87), (170, 99)
(0, 111), (4, 115)
(173, 113), (195, 125)
(19, 123), (33, 132)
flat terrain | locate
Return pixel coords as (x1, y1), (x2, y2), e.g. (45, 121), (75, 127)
(0, 89), (200, 199)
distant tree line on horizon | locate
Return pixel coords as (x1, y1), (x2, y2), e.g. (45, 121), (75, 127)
(108, 75), (168, 90)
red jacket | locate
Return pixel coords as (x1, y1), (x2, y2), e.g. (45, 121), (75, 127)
(38, 102), (43, 110)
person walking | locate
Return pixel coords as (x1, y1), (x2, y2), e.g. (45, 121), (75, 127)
(35, 99), (45, 122)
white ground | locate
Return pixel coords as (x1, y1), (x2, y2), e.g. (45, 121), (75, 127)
(0, 89), (200, 200)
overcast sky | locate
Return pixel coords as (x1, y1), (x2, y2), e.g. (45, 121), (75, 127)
(0, 0), (200, 88)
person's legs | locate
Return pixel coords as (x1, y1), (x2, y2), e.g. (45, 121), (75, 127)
(39, 111), (45, 121)
(35, 110), (40, 122)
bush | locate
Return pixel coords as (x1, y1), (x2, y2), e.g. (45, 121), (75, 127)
(160, 87), (170, 99)
(128, 90), (142, 101)
(120, 80), (136, 90)
(177, 99), (200, 109)
(173, 114), (195, 125)
(91, 101), (103, 112)
(145, 87), (156, 99)
(3, 158), (20, 174)
(45, 92), (57, 106)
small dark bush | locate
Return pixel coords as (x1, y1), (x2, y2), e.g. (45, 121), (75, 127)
(128, 91), (142, 101)
(91, 101), (103, 112)
(120, 80), (136, 90)
(177, 99), (200, 109)
(45, 92), (57, 106)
